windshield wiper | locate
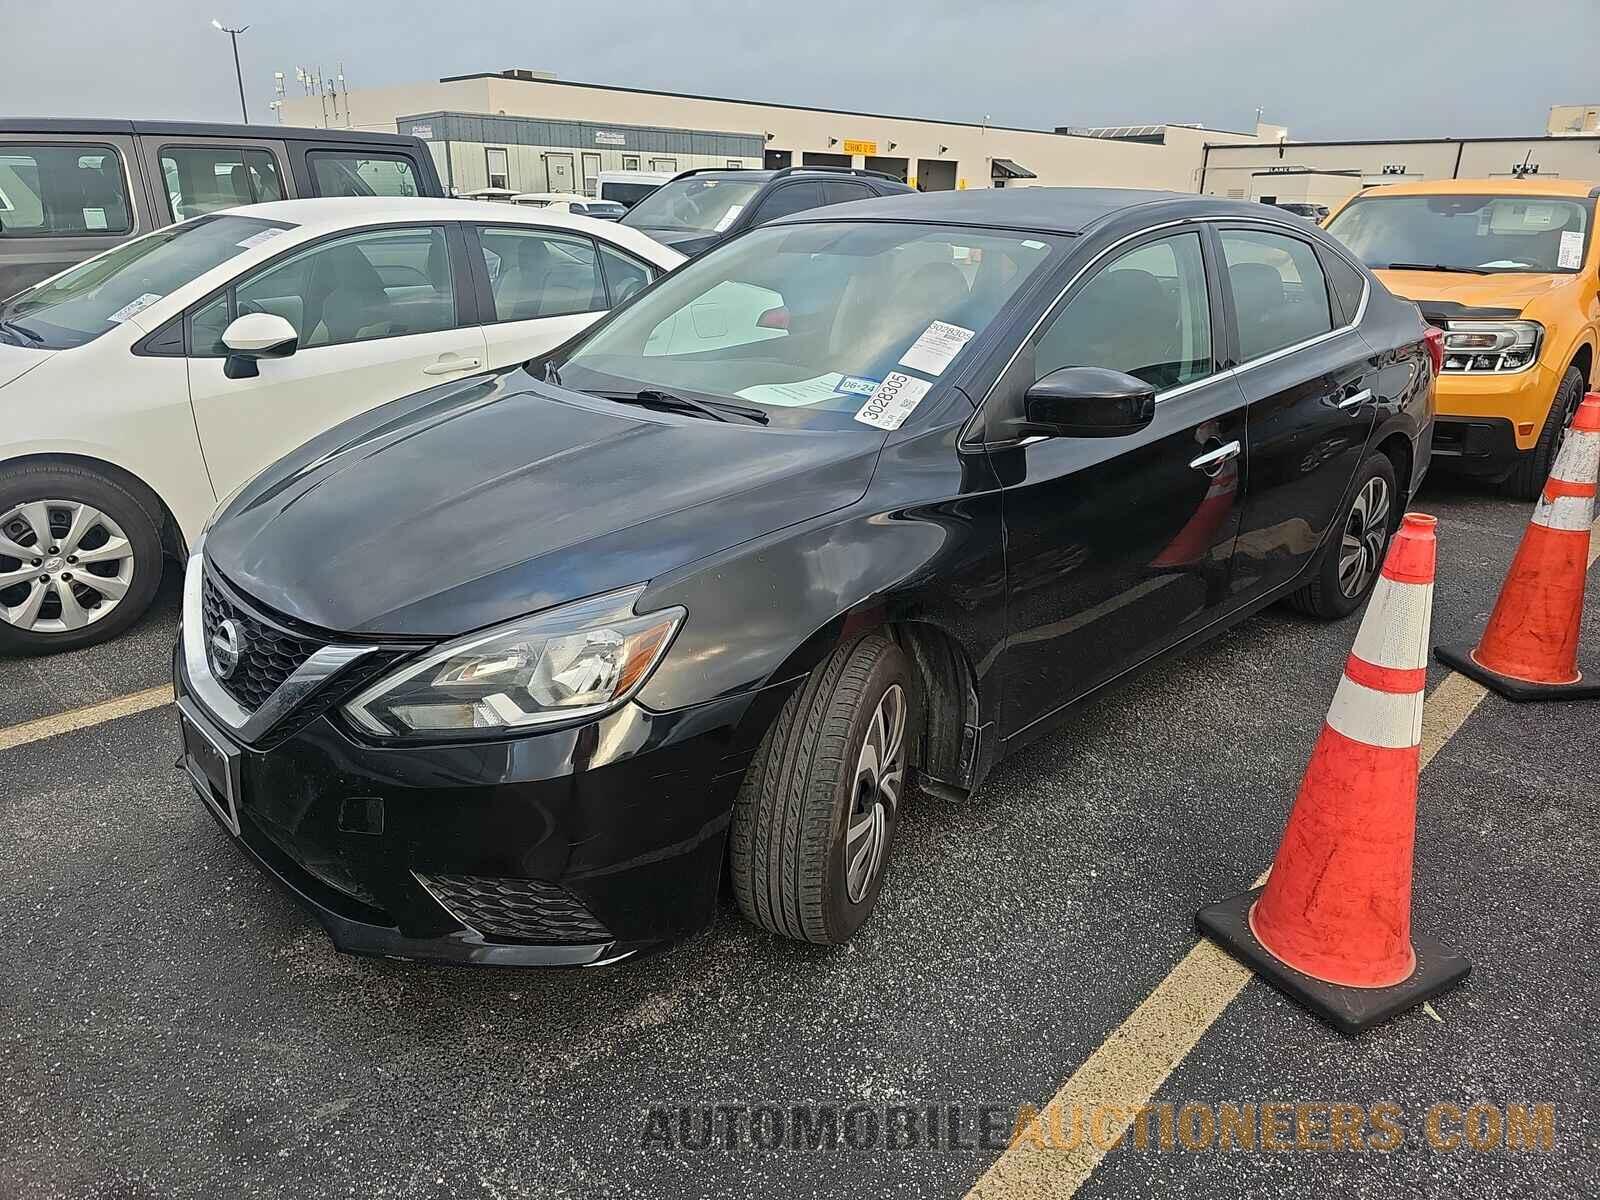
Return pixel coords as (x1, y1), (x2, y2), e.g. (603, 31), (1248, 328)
(0, 319), (43, 345)
(1384, 262), (1491, 275)
(603, 389), (769, 425)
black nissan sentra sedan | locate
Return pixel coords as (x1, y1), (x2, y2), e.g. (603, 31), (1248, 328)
(175, 189), (1435, 966)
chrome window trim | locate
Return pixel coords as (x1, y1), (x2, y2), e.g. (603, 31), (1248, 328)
(180, 537), (377, 745)
(964, 212), (1372, 447)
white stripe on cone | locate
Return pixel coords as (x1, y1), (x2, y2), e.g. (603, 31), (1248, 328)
(1533, 428), (1600, 532)
(1325, 674), (1426, 749)
(1349, 576), (1434, 671)
(1320, 566), (1432, 750)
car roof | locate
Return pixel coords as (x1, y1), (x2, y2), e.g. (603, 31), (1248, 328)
(213, 197), (685, 265)
(767, 186), (1275, 235)
(1354, 177), (1600, 199)
(0, 117), (419, 146)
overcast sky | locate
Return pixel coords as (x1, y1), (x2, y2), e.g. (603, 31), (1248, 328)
(3, 0), (1596, 141)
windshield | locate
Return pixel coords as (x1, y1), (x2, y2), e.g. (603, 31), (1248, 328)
(0, 214), (292, 349)
(621, 177), (763, 233)
(554, 221), (1061, 431)
(1327, 194), (1592, 274)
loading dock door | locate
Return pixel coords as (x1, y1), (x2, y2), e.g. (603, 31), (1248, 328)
(917, 159), (957, 191)
(765, 149), (793, 170)
(803, 151), (852, 168)
(865, 155), (909, 182)
(545, 153), (575, 193)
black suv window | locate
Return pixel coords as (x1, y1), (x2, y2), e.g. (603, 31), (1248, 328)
(1220, 228), (1334, 360)
(751, 182), (823, 225)
(308, 152), (421, 198)
(822, 180), (873, 206)
(0, 143), (131, 236)
(160, 146), (285, 220)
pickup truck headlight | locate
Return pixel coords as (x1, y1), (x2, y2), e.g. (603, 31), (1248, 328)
(342, 585), (683, 738)
(1441, 320), (1542, 374)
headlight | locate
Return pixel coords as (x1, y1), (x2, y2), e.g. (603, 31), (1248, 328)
(1440, 320), (1542, 374)
(343, 585), (683, 739)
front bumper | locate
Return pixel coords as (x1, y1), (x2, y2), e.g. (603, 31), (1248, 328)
(1429, 416), (1524, 478)
(174, 640), (781, 966)
(1434, 362), (1559, 454)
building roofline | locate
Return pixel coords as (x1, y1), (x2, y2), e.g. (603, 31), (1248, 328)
(1204, 132), (1600, 150)
(434, 71), (1226, 146)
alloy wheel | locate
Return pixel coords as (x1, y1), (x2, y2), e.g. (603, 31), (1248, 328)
(845, 683), (906, 904)
(1337, 476), (1391, 599)
(0, 500), (136, 633)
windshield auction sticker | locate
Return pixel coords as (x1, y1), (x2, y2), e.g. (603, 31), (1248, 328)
(106, 293), (163, 323)
(899, 321), (976, 376)
(854, 372), (932, 430)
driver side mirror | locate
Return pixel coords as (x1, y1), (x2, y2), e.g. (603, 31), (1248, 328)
(1018, 366), (1157, 439)
(221, 312), (298, 380)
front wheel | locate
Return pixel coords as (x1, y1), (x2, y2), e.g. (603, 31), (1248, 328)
(1285, 451), (1399, 621)
(1504, 365), (1585, 501)
(0, 463), (164, 655)
(731, 633), (912, 944)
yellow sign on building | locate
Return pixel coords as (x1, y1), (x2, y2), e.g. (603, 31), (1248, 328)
(842, 139), (878, 156)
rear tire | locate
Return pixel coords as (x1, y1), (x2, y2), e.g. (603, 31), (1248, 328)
(731, 633), (911, 944)
(1285, 451), (1398, 621)
(1504, 365), (1585, 501)
(0, 462), (164, 656)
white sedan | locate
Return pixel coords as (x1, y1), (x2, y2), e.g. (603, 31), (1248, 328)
(0, 197), (683, 653)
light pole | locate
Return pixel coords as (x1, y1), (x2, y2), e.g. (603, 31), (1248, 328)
(211, 18), (250, 122)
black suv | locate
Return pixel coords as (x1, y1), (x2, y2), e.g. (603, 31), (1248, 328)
(0, 119), (443, 297)
(619, 165), (914, 257)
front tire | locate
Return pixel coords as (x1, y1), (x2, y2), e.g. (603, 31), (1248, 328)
(1504, 365), (1585, 501)
(1286, 451), (1398, 621)
(731, 633), (911, 944)
(0, 463), (164, 655)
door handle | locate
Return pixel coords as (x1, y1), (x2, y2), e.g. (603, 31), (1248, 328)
(1189, 440), (1241, 473)
(422, 357), (482, 376)
(1338, 388), (1373, 410)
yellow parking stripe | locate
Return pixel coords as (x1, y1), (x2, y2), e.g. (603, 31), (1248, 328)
(967, 516), (1600, 1200)
(0, 684), (173, 753)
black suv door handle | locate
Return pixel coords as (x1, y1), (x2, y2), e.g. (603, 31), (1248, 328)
(1189, 440), (1241, 474)
(1338, 388), (1373, 410)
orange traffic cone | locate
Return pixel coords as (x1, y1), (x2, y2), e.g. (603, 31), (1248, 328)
(1436, 393), (1600, 700)
(1198, 513), (1470, 1034)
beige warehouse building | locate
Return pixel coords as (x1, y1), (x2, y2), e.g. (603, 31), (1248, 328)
(275, 68), (1284, 197)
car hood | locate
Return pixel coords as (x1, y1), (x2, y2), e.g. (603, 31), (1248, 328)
(1373, 269), (1573, 317)
(205, 368), (882, 637)
(0, 342), (54, 389)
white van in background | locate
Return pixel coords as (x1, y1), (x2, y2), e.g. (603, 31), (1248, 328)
(597, 170), (671, 210)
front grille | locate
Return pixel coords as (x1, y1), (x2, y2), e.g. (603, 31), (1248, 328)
(414, 873), (613, 944)
(201, 573), (324, 712)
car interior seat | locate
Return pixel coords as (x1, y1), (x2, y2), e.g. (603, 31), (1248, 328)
(1043, 266), (1182, 388)
(306, 245), (391, 345)
(1228, 261), (1288, 360)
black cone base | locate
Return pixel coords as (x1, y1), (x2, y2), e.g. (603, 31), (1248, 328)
(1435, 643), (1600, 702)
(1196, 887), (1472, 1036)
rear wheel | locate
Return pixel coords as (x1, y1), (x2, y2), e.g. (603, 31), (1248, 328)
(1504, 365), (1586, 501)
(1286, 451), (1398, 621)
(0, 463), (164, 655)
(731, 633), (911, 944)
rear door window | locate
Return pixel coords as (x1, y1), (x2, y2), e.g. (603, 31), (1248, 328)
(822, 180), (873, 207)
(750, 182), (823, 226)
(0, 143), (131, 236)
(1219, 228), (1335, 360)
(159, 146), (285, 220)
(308, 152), (422, 198)
(477, 226), (606, 321)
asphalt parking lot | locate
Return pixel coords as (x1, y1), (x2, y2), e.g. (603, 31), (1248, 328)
(3, 476), (1596, 1200)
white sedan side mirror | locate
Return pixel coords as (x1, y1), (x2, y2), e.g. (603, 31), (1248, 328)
(221, 313), (298, 379)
